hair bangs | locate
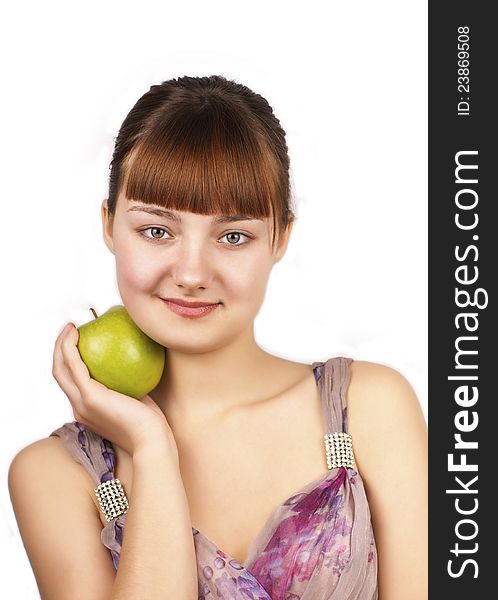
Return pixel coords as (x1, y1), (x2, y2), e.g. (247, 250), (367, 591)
(120, 103), (282, 246)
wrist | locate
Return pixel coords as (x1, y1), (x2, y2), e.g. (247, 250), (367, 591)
(132, 433), (180, 468)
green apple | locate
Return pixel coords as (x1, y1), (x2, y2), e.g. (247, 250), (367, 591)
(76, 305), (165, 399)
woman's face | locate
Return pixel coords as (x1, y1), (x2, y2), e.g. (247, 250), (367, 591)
(101, 193), (292, 354)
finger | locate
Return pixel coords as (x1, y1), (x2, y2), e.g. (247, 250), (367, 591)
(53, 323), (75, 379)
(52, 323), (81, 401)
(60, 324), (93, 394)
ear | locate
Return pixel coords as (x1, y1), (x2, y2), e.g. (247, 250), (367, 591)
(273, 220), (294, 263)
(101, 199), (115, 254)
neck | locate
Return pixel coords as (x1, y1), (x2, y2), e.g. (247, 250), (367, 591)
(149, 328), (275, 429)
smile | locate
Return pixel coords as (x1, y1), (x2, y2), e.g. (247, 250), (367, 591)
(161, 299), (221, 319)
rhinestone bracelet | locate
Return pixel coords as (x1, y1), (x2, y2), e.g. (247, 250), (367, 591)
(324, 432), (356, 470)
(94, 478), (129, 522)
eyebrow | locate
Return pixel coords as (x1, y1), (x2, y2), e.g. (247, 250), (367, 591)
(126, 205), (263, 224)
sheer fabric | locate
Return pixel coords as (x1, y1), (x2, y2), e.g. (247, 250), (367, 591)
(50, 356), (378, 599)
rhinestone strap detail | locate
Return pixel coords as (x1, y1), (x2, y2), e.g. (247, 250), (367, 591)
(324, 432), (356, 470)
(94, 478), (129, 522)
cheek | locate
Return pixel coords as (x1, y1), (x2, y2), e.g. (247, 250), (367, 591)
(223, 255), (272, 306)
(114, 244), (154, 292)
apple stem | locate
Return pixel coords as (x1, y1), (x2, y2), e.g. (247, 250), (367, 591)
(89, 307), (99, 320)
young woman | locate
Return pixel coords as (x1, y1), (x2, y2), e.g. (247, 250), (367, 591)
(8, 75), (427, 599)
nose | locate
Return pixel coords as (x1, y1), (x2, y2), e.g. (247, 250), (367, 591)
(171, 240), (213, 291)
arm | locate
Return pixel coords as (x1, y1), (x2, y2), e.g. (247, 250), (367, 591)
(110, 438), (198, 600)
(8, 435), (198, 600)
(33, 321), (199, 598)
(8, 438), (117, 600)
(347, 361), (428, 600)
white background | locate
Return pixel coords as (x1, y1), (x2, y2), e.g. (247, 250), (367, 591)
(1, 1), (427, 596)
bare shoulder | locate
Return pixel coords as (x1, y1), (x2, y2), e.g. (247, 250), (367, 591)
(10, 435), (95, 495)
(8, 434), (103, 538)
(348, 359), (420, 406)
(8, 436), (115, 599)
(346, 361), (428, 597)
(345, 360), (427, 478)
(347, 360), (425, 429)
(11, 433), (71, 460)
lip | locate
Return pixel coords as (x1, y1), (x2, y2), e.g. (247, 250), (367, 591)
(163, 297), (220, 308)
(161, 298), (221, 319)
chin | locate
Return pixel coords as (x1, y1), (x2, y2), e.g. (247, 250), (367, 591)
(163, 341), (221, 355)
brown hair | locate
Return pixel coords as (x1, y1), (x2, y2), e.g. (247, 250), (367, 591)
(106, 74), (295, 251)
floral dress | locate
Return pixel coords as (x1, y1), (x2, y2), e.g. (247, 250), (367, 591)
(50, 356), (378, 599)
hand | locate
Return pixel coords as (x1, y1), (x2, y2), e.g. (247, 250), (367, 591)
(52, 322), (178, 460)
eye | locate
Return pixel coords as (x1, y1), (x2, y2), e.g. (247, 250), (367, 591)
(219, 231), (251, 246)
(137, 227), (251, 246)
(139, 227), (171, 242)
